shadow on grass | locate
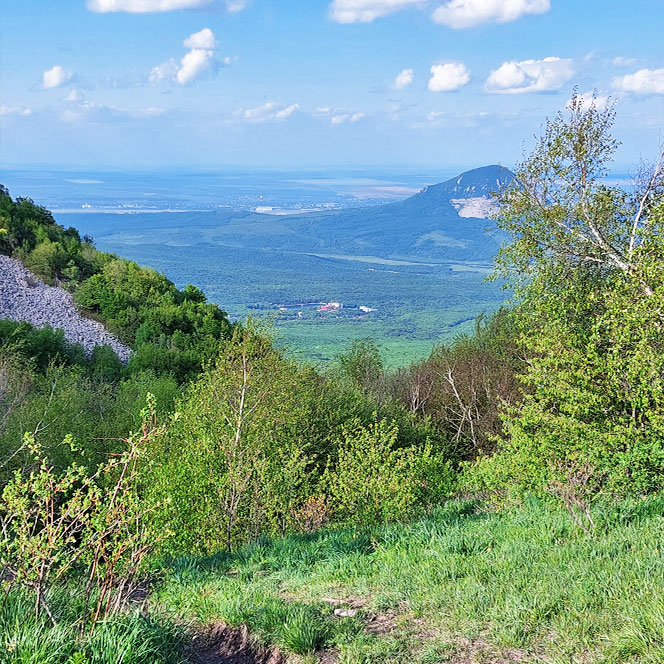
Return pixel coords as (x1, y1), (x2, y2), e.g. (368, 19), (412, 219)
(166, 498), (489, 579)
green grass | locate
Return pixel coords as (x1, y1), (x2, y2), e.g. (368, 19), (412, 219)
(0, 587), (185, 664)
(6, 497), (664, 662)
(155, 497), (664, 663)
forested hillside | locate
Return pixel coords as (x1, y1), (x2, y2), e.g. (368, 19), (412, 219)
(1, 96), (664, 663)
(0, 186), (233, 382)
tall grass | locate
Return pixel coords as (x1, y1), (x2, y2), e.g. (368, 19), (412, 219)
(4, 498), (664, 662)
(156, 497), (664, 663)
(0, 587), (185, 664)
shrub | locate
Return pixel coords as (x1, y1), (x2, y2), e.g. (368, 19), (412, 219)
(0, 397), (164, 630)
(323, 418), (450, 525)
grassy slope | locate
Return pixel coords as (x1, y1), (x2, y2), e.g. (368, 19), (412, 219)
(6, 498), (663, 663)
(155, 498), (664, 664)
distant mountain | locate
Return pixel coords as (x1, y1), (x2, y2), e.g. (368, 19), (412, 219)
(225, 163), (513, 263)
(409, 164), (513, 207)
(57, 164), (514, 266)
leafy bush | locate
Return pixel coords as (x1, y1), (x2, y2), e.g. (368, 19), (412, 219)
(0, 397), (163, 629)
(323, 418), (451, 525)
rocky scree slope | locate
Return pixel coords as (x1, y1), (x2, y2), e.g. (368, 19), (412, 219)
(0, 254), (131, 363)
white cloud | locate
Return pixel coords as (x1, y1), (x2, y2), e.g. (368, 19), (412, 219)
(428, 62), (470, 92)
(432, 0), (549, 28)
(241, 102), (300, 122)
(64, 88), (83, 102)
(613, 68), (664, 95)
(393, 68), (414, 90)
(319, 106), (366, 123)
(329, 0), (550, 25)
(87, 0), (211, 12)
(43, 65), (73, 89)
(226, 0), (248, 11)
(149, 58), (179, 84)
(183, 27), (217, 49)
(329, 0), (423, 23)
(150, 29), (218, 86)
(612, 56), (636, 67)
(485, 56), (574, 94)
(0, 104), (32, 117)
(177, 48), (214, 84)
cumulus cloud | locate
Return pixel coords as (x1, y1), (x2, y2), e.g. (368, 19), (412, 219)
(150, 29), (218, 85)
(43, 65), (74, 89)
(177, 48), (214, 84)
(328, 0), (548, 25)
(241, 102), (300, 122)
(432, 0), (549, 28)
(0, 104), (32, 117)
(485, 56), (574, 94)
(613, 68), (664, 95)
(612, 56), (636, 67)
(393, 68), (414, 90)
(183, 27), (217, 49)
(329, 0), (423, 23)
(87, 0), (211, 12)
(428, 62), (470, 92)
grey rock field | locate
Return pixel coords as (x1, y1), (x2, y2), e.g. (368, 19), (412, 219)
(0, 254), (131, 363)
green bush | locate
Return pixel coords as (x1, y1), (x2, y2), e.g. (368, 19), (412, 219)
(323, 418), (451, 525)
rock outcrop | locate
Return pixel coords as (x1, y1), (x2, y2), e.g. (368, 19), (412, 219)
(0, 255), (131, 364)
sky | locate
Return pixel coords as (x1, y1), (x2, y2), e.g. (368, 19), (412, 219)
(1, 0), (663, 171)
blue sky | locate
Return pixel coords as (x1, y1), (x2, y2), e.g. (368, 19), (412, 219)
(1, 0), (662, 170)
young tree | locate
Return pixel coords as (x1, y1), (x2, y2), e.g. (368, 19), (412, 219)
(148, 324), (312, 554)
(475, 93), (664, 499)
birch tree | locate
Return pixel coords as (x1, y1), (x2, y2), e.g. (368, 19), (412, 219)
(475, 94), (664, 499)
(149, 324), (311, 554)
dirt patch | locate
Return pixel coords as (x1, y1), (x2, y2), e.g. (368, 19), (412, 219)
(446, 637), (527, 663)
(365, 608), (399, 636)
(184, 623), (286, 664)
(316, 649), (339, 664)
